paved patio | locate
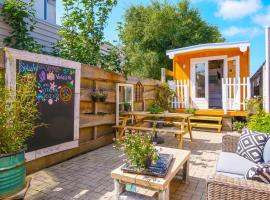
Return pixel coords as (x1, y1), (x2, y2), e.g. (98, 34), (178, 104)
(25, 131), (223, 200)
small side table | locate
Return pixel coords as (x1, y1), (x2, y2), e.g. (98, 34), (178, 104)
(111, 147), (190, 200)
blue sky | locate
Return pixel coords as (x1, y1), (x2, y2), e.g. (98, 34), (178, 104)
(56, 0), (270, 75)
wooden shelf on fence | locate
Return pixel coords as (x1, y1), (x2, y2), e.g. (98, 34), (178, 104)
(80, 114), (116, 128)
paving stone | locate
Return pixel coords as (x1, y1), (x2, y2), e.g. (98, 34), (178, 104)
(25, 131), (223, 200)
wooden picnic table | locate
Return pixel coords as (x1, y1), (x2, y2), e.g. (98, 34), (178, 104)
(115, 112), (193, 148)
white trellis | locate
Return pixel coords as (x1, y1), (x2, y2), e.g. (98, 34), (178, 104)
(168, 80), (189, 109)
(222, 77), (250, 113)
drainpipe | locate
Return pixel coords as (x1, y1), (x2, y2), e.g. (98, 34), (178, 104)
(265, 27), (270, 113)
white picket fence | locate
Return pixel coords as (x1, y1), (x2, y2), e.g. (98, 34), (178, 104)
(168, 80), (189, 109)
(222, 77), (250, 113)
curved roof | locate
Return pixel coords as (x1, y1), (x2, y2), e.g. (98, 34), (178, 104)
(166, 41), (250, 59)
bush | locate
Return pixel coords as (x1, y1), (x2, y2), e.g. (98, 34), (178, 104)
(154, 83), (175, 111)
(247, 112), (270, 134)
(147, 103), (163, 114)
(233, 121), (246, 132)
(0, 74), (43, 154)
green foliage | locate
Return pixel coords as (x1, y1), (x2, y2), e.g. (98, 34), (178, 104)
(246, 97), (263, 116)
(100, 45), (126, 74)
(245, 97), (270, 133)
(247, 112), (270, 134)
(124, 102), (131, 112)
(55, 0), (117, 65)
(115, 134), (159, 170)
(233, 121), (246, 132)
(148, 103), (164, 114)
(120, 0), (224, 79)
(1, 0), (42, 53)
(184, 108), (196, 114)
(154, 83), (175, 111)
(0, 75), (43, 154)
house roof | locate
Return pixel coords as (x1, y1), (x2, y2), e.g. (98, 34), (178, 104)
(166, 41), (250, 59)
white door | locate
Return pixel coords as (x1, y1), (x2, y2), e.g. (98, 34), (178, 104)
(191, 60), (209, 109)
(226, 56), (240, 110)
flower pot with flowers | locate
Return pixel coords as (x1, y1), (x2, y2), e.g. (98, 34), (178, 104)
(115, 134), (159, 170)
(91, 89), (107, 102)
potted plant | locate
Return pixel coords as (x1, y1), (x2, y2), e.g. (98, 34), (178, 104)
(91, 89), (107, 102)
(123, 102), (131, 112)
(233, 121), (246, 133)
(0, 74), (43, 198)
(147, 103), (163, 114)
(115, 134), (159, 170)
(184, 108), (197, 114)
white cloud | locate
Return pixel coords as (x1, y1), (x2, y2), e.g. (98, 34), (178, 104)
(216, 0), (262, 20)
(222, 26), (263, 37)
(253, 6), (270, 27)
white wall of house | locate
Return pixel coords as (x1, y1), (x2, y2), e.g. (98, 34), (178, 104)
(0, 0), (59, 53)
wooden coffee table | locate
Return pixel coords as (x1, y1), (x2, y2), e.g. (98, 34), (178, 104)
(111, 147), (191, 200)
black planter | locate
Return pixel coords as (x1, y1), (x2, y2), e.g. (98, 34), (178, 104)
(91, 95), (100, 102)
(99, 96), (107, 102)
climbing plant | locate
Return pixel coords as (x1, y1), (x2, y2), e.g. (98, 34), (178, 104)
(1, 0), (42, 53)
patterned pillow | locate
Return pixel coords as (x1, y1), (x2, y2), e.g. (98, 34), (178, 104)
(245, 163), (270, 184)
(236, 129), (269, 163)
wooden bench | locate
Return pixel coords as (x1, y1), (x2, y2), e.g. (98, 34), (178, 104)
(113, 124), (188, 149)
(188, 116), (222, 133)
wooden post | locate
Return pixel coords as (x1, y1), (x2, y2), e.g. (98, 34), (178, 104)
(161, 68), (166, 83)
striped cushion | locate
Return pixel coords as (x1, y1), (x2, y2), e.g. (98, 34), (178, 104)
(245, 163), (270, 184)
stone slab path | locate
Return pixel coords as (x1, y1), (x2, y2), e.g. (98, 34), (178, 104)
(25, 131), (223, 200)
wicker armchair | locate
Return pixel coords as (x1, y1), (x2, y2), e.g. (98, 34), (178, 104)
(206, 133), (270, 200)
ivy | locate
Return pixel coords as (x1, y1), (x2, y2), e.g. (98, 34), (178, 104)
(55, 0), (117, 65)
(1, 0), (42, 53)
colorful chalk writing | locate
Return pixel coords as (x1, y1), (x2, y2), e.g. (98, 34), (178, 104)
(17, 60), (75, 105)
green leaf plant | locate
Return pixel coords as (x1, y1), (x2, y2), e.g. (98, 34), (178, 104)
(0, 74), (44, 154)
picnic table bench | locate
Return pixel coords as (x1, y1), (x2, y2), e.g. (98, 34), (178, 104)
(113, 123), (188, 149)
(188, 116), (222, 133)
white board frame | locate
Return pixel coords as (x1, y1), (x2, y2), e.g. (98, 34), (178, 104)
(3, 47), (81, 161)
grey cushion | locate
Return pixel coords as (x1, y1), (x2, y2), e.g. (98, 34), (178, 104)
(216, 172), (244, 179)
(216, 152), (256, 176)
(263, 138), (270, 163)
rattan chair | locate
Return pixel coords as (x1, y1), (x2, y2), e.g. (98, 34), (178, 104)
(206, 132), (270, 200)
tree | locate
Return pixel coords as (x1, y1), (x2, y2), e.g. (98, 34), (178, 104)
(1, 0), (42, 53)
(55, 0), (117, 65)
(120, 0), (224, 79)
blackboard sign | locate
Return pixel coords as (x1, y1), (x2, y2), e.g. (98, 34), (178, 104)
(17, 60), (76, 152)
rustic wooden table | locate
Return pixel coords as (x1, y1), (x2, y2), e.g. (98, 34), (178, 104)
(111, 147), (191, 200)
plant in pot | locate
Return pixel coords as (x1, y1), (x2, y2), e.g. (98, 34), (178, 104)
(147, 103), (163, 114)
(91, 89), (107, 102)
(123, 102), (131, 112)
(233, 121), (246, 133)
(184, 108), (197, 114)
(0, 74), (43, 198)
(115, 134), (159, 170)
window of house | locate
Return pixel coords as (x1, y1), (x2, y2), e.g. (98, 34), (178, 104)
(195, 63), (205, 98)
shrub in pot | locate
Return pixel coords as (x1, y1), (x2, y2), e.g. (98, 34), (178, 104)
(123, 102), (131, 112)
(0, 74), (43, 198)
(114, 134), (159, 170)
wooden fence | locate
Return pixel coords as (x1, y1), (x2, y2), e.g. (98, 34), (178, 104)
(0, 48), (160, 173)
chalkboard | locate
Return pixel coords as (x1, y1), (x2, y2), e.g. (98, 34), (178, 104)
(17, 60), (76, 152)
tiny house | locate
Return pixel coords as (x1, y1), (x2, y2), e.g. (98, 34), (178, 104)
(163, 42), (251, 116)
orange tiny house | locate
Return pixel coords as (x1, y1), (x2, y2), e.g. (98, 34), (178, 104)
(163, 42), (251, 116)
